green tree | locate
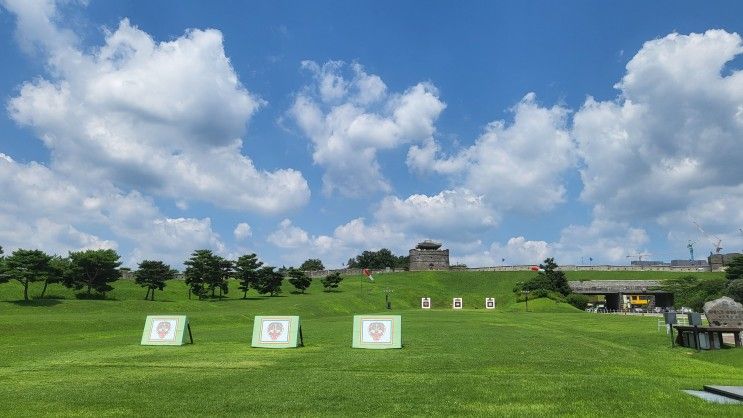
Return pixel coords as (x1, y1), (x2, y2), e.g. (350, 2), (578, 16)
(347, 249), (409, 270)
(727, 279), (743, 303)
(44, 256), (70, 298)
(1, 249), (53, 302)
(660, 275), (728, 311)
(67, 249), (122, 297)
(235, 253), (263, 299)
(566, 293), (590, 310)
(184, 249), (231, 299)
(134, 260), (176, 301)
(514, 258), (570, 296)
(0, 245), (5, 284)
(321, 272), (343, 292)
(541, 258), (571, 296)
(212, 257), (233, 298)
(725, 255), (743, 281)
(287, 267), (312, 294)
(254, 266), (283, 296)
(299, 258), (325, 271)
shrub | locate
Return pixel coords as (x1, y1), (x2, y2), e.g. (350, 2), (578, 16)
(566, 293), (590, 310)
(321, 272), (343, 291)
(727, 279), (743, 303)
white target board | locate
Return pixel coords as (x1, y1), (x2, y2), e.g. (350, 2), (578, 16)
(485, 298), (496, 309)
(421, 297), (431, 309)
(141, 315), (192, 345)
(452, 297), (463, 309)
(251, 316), (302, 348)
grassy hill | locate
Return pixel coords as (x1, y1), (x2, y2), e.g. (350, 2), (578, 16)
(0, 271), (740, 416)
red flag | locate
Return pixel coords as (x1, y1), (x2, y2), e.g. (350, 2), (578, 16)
(362, 268), (374, 281)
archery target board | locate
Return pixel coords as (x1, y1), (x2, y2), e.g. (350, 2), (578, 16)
(485, 298), (496, 309)
(421, 297), (431, 309)
(352, 315), (402, 349)
(141, 315), (190, 346)
(251, 316), (302, 348)
(453, 297), (463, 309)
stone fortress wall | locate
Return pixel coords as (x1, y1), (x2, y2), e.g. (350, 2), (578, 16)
(120, 246), (741, 280)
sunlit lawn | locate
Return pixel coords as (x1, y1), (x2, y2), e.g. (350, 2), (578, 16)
(0, 271), (740, 416)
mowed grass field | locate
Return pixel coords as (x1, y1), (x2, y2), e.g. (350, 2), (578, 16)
(0, 271), (741, 417)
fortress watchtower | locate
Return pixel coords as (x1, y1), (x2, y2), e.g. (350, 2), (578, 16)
(409, 240), (450, 271)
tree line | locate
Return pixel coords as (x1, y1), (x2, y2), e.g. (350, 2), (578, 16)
(0, 246), (346, 302)
(346, 248), (409, 270)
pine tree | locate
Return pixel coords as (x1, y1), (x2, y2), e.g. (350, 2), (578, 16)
(235, 253), (263, 299)
(134, 260), (176, 301)
(287, 267), (312, 294)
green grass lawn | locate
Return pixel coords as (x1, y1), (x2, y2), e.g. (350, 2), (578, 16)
(0, 271), (741, 416)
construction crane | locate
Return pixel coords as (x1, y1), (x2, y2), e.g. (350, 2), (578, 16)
(691, 220), (722, 254)
(687, 240), (695, 261)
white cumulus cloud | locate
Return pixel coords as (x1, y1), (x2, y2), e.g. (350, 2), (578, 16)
(408, 93), (575, 213)
(574, 29), (743, 243)
(233, 223), (253, 241)
(5, 7), (309, 214)
(288, 61), (446, 196)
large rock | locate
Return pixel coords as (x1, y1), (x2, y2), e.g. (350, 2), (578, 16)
(703, 297), (743, 327)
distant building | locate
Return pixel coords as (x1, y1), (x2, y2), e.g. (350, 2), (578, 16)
(409, 240), (450, 271)
(670, 259), (708, 267)
(630, 260), (668, 267)
(708, 253), (743, 271)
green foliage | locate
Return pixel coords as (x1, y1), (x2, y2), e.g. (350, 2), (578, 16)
(725, 254), (743, 281)
(287, 267), (312, 293)
(660, 275), (728, 311)
(514, 273), (551, 292)
(566, 293), (590, 310)
(299, 258), (325, 271)
(254, 266), (283, 296)
(321, 271), (343, 291)
(1, 249), (54, 301)
(234, 253), (263, 299)
(134, 260), (176, 301)
(44, 256), (69, 298)
(514, 258), (571, 296)
(727, 279), (743, 303)
(66, 249), (122, 297)
(347, 248), (409, 270)
(184, 249), (232, 299)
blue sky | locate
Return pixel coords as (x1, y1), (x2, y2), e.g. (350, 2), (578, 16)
(2, 0), (743, 269)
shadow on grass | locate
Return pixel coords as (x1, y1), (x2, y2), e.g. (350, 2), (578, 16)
(74, 293), (118, 301)
(8, 299), (63, 307)
(34, 294), (66, 300)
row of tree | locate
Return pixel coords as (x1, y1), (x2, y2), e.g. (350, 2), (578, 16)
(0, 246), (346, 302)
(0, 246), (122, 302)
(346, 248), (409, 270)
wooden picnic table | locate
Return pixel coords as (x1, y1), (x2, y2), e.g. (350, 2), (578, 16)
(674, 325), (743, 349)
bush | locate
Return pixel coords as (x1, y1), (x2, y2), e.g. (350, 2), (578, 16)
(321, 272), (343, 291)
(661, 276), (729, 311)
(516, 289), (565, 303)
(727, 279), (743, 303)
(566, 293), (590, 310)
